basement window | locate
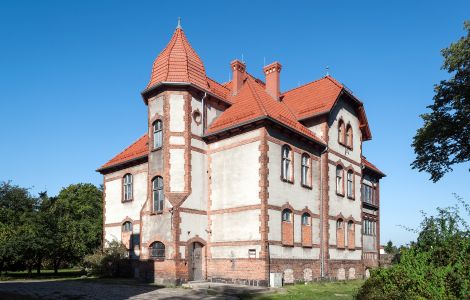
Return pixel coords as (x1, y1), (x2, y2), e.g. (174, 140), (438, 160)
(248, 249), (256, 259)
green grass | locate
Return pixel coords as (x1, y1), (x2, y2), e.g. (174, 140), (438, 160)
(0, 268), (84, 281)
(251, 280), (364, 300)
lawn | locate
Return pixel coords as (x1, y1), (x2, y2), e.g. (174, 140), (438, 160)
(0, 268), (84, 281)
(250, 280), (364, 300)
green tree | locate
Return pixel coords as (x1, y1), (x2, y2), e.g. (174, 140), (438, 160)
(48, 183), (102, 273)
(412, 21), (470, 182)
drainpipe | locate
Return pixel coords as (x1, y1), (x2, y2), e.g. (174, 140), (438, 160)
(201, 92), (207, 134)
(319, 146), (328, 278)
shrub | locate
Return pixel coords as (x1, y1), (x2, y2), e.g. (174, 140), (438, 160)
(82, 240), (130, 277)
(356, 197), (470, 300)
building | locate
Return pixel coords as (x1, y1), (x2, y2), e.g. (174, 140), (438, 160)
(97, 21), (385, 286)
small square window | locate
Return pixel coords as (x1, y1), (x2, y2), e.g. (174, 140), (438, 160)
(248, 249), (256, 259)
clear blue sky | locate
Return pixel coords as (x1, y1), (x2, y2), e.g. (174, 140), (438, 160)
(1, 0), (469, 245)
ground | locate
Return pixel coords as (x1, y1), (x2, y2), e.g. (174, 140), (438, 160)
(0, 270), (364, 299)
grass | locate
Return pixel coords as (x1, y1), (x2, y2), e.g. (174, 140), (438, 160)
(250, 280), (364, 300)
(0, 268), (84, 281)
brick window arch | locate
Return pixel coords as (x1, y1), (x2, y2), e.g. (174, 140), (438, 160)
(301, 212), (312, 247)
(123, 173), (133, 202)
(281, 145), (293, 182)
(346, 124), (353, 149)
(152, 176), (164, 212)
(347, 220), (355, 249)
(149, 241), (165, 259)
(122, 221), (132, 232)
(153, 120), (163, 149)
(281, 208), (294, 246)
(336, 165), (344, 195)
(336, 218), (345, 249)
(301, 153), (311, 187)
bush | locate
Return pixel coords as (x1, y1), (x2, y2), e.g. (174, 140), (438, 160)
(356, 198), (470, 300)
(82, 240), (131, 277)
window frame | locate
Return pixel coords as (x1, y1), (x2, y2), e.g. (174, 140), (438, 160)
(282, 209), (292, 222)
(152, 176), (164, 213)
(301, 153), (311, 188)
(153, 120), (163, 150)
(122, 173), (133, 202)
(122, 221), (132, 232)
(347, 170), (354, 199)
(149, 241), (165, 260)
(281, 145), (293, 183)
(336, 165), (344, 196)
(301, 212), (311, 226)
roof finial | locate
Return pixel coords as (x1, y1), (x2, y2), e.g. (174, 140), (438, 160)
(176, 17), (182, 29)
(326, 65), (330, 76)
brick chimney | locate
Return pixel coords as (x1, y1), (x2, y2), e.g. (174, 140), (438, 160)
(263, 62), (282, 100)
(230, 59), (246, 95)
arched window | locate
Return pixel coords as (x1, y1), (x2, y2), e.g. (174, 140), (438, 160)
(282, 209), (292, 222)
(122, 221), (132, 232)
(338, 119), (345, 144)
(301, 212), (312, 247)
(347, 170), (354, 198)
(301, 154), (310, 187)
(347, 220), (355, 249)
(123, 174), (133, 201)
(281, 145), (292, 181)
(336, 218), (345, 248)
(346, 125), (353, 148)
(301, 213), (310, 226)
(336, 165), (344, 195)
(281, 208), (294, 246)
(149, 241), (165, 259)
(153, 120), (163, 149)
(152, 176), (164, 212)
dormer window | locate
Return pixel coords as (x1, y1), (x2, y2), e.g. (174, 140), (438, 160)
(153, 120), (163, 149)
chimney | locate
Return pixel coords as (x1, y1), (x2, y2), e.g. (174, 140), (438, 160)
(263, 62), (282, 100)
(230, 59), (246, 95)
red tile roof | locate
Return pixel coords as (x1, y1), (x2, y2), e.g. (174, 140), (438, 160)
(207, 76), (231, 101)
(362, 156), (385, 177)
(281, 76), (343, 120)
(98, 135), (148, 172)
(147, 28), (208, 90)
(206, 76), (325, 145)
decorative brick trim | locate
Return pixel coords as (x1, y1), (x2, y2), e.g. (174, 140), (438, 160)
(104, 169), (147, 182)
(211, 204), (262, 215)
(207, 136), (262, 154)
(267, 205), (320, 219)
(328, 148), (361, 168)
(179, 207), (207, 215)
(266, 135), (320, 161)
(281, 203), (294, 246)
(259, 127), (269, 286)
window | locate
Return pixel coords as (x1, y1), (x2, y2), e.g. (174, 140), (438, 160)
(347, 170), (354, 198)
(149, 241), (165, 259)
(347, 220), (355, 249)
(338, 120), (345, 144)
(363, 219), (376, 236)
(346, 125), (353, 148)
(362, 184), (375, 205)
(336, 165), (344, 195)
(153, 120), (163, 149)
(152, 176), (164, 212)
(123, 174), (133, 201)
(301, 213), (310, 225)
(282, 209), (292, 222)
(122, 221), (132, 232)
(336, 218), (345, 248)
(281, 145), (292, 181)
(301, 154), (310, 187)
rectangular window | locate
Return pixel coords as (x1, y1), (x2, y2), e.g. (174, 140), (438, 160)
(347, 172), (353, 198)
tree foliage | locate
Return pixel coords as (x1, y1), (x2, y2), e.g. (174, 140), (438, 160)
(0, 181), (102, 275)
(412, 21), (470, 182)
(356, 196), (470, 299)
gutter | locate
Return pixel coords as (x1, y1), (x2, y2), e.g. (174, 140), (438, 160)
(141, 81), (231, 106)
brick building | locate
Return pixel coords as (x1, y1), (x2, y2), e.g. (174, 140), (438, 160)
(97, 21), (385, 286)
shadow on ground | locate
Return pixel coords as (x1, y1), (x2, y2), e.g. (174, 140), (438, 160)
(0, 279), (270, 300)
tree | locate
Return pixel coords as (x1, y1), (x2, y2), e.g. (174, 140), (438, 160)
(48, 183), (102, 273)
(412, 21), (470, 182)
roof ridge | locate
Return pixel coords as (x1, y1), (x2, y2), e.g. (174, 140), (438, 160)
(163, 30), (179, 83)
(179, 29), (190, 82)
(325, 75), (343, 89)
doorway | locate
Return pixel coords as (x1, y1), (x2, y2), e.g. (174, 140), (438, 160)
(189, 242), (204, 281)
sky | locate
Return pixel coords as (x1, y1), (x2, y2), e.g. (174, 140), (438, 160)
(0, 0), (469, 245)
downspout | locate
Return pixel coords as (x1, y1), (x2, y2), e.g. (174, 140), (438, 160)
(201, 92), (208, 134)
(319, 146), (328, 278)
